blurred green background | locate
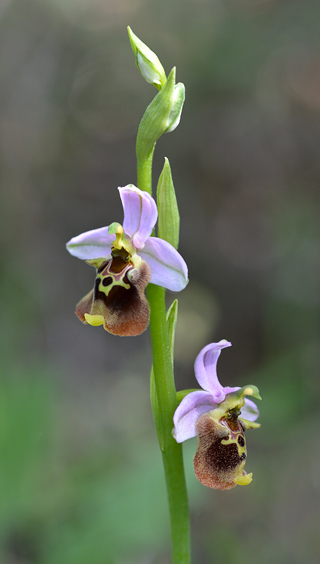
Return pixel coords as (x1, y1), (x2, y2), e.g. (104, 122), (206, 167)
(1, 0), (320, 562)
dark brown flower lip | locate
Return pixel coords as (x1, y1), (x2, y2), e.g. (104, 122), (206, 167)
(193, 412), (251, 490)
(75, 256), (151, 336)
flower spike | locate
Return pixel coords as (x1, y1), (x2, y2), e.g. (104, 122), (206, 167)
(66, 185), (188, 336)
(173, 341), (261, 490)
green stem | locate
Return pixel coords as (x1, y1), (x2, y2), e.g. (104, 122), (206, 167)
(137, 146), (154, 196)
(147, 284), (191, 563)
(137, 146), (190, 563)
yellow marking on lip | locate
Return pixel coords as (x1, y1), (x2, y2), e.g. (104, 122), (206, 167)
(234, 473), (253, 486)
(84, 314), (104, 326)
(98, 273), (130, 298)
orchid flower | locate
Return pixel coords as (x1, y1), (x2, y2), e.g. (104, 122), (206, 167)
(173, 340), (261, 490)
(66, 184), (188, 336)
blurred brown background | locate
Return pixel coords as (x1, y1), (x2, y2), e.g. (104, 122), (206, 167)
(1, 0), (320, 563)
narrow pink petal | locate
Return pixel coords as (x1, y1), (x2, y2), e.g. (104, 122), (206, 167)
(173, 391), (215, 443)
(223, 385), (241, 395)
(119, 185), (158, 250)
(139, 237), (188, 291)
(66, 226), (114, 260)
(241, 398), (260, 422)
(194, 341), (232, 399)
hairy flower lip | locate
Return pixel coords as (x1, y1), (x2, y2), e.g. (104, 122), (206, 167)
(194, 411), (252, 490)
(75, 255), (151, 336)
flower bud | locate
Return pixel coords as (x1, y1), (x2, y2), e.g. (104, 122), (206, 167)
(128, 27), (166, 89)
(136, 68), (176, 162)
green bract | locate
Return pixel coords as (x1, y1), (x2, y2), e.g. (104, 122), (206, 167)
(165, 82), (185, 133)
(157, 158), (180, 250)
(166, 299), (179, 365)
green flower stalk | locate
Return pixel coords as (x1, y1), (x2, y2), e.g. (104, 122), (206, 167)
(129, 28), (191, 564)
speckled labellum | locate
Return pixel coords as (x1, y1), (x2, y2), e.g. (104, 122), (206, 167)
(75, 251), (151, 337)
(194, 407), (254, 490)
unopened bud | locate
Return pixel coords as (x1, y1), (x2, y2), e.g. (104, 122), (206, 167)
(136, 68), (176, 161)
(128, 27), (166, 89)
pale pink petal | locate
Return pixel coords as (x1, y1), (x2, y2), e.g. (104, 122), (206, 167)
(194, 341), (232, 400)
(119, 185), (157, 250)
(66, 226), (114, 260)
(173, 391), (215, 443)
(139, 237), (188, 291)
(241, 398), (260, 422)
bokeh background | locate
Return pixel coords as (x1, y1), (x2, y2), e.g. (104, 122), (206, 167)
(1, 0), (320, 562)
